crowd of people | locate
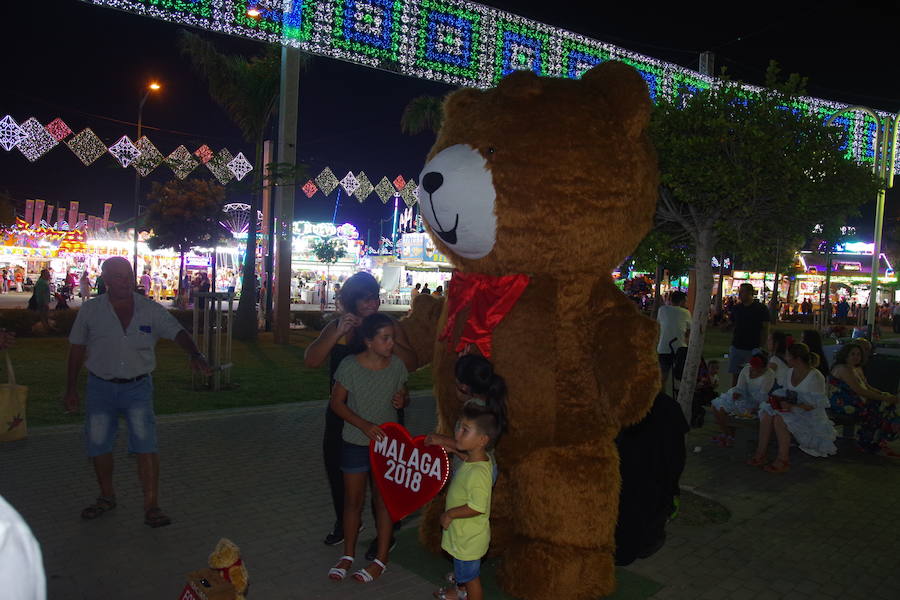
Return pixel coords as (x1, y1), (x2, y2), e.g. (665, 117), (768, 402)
(657, 282), (900, 473)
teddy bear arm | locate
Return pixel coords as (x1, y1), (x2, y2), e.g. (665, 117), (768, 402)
(596, 295), (660, 427)
(394, 293), (444, 371)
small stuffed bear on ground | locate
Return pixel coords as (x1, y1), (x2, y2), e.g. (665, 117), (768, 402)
(208, 538), (248, 600)
(398, 61), (661, 600)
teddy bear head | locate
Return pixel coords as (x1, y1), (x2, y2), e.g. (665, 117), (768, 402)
(208, 537), (240, 569)
(418, 61), (657, 277)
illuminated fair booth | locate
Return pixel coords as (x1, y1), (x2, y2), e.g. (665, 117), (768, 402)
(794, 242), (896, 307)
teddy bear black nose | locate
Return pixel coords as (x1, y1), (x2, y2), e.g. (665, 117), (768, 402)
(422, 171), (444, 194)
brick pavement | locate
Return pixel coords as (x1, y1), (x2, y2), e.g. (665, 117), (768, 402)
(2, 394), (898, 599)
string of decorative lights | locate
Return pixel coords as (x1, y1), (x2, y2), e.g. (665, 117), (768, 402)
(0, 113), (253, 182)
(80, 0), (895, 171)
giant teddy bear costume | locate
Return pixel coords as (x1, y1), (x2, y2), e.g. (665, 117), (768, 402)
(397, 61), (661, 600)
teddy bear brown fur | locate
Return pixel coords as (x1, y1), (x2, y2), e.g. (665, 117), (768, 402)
(397, 61), (661, 600)
(208, 538), (248, 600)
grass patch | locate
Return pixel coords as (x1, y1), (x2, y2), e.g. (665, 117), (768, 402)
(9, 329), (436, 428)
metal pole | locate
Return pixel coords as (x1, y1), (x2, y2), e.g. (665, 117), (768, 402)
(273, 46), (300, 344)
(133, 90), (150, 283)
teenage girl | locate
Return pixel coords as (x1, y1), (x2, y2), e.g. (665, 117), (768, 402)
(327, 313), (409, 583)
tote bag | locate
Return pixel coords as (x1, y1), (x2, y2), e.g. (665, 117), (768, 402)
(0, 352), (28, 442)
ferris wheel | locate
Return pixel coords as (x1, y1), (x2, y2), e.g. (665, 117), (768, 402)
(221, 203), (264, 237)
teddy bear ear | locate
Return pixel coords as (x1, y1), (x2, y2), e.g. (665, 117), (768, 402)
(581, 61), (652, 138)
(497, 69), (543, 99)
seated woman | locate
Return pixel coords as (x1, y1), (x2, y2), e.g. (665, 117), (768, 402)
(748, 343), (836, 472)
(766, 331), (791, 392)
(710, 353), (774, 447)
(828, 342), (900, 457)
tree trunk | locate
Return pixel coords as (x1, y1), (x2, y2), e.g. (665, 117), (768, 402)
(676, 227), (715, 420)
(232, 139), (264, 340)
(651, 263), (663, 319)
(715, 253), (726, 316)
(770, 237), (781, 322)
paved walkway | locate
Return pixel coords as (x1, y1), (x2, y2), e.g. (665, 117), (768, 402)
(2, 394), (898, 599)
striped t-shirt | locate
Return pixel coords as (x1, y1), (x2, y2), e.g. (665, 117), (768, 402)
(334, 354), (408, 446)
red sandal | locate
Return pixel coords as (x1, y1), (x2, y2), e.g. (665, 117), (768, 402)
(746, 454), (767, 467)
(763, 459), (790, 473)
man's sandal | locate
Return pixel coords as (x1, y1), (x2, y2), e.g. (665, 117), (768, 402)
(328, 556), (353, 581)
(763, 459), (790, 473)
(81, 496), (116, 520)
(144, 506), (172, 528)
(352, 558), (386, 583)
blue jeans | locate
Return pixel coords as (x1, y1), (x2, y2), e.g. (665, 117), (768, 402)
(84, 374), (157, 456)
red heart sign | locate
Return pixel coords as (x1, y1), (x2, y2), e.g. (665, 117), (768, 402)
(369, 422), (450, 523)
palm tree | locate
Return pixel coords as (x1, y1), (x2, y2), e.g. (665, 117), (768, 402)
(178, 30), (308, 340)
(400, 95), (445, 136)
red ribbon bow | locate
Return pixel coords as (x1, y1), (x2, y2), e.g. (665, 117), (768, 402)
(439, 271), (530, 358)
(218, 557), (242, 582)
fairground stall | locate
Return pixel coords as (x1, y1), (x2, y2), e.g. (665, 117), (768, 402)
(290, 221), (363, 304)
(794, 243), (897, 308)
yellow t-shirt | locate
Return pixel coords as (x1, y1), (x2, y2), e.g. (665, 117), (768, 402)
(441, 460), (492, 561)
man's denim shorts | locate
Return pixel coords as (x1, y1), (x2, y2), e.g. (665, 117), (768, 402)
(84, 374), (157, 456)
(453, 558), (481, 585)
(340, 441), (371, 473)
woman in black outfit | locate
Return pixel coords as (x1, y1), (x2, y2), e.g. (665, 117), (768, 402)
(304, 272), (415, 557)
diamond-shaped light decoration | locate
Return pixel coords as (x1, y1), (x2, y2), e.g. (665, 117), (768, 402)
(401, 179), (419, 207)
(227, 152), (253, 181)
(315, 167), (339, 195)
(374, 177), (395, 203)
(165, 145), (200, 180)
(353, 171), (373, 202)
(340, 171), (359, 196)
(108, 135), (141, 168)
(66, 128), (107, 165)
(133, 136), (164, 177)
(45, 118), (72, 141)
(17, 118), (58, 162)
(0, 115), (29, 151)
(393, 174), (407, 191)
(194, 144), (214, 164)
(302, 180), (318, 198)
(206, 148), (235, 185)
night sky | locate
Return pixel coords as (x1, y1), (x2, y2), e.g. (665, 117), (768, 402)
(2, 1), (898, 241)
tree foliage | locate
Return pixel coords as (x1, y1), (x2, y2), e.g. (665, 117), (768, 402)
(144, 179), (227, 254)
(630, 227), (693, 279)
(650, 66), (878, 416)
(311, 237), (347, 266)
(400, 95), (445, 136)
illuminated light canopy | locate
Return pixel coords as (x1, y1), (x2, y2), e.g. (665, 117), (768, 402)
(80, 0), (900, 171)
(194, 144), (214, 163)
(227, 151), (253, 181)
(374, 176), (395, 203)
(166, 145), (200, 180)
(66, 128), (107, 165)
(108, 135), (141, 168)
(17, 118), (58, 162)
(315, 167), (340, 195)
(45, 117), (73, 141)
(0, 115), (29, 151)
(393, 174), (406, 190)
(353, 171), (373, 202)
(133, 136), (164, 176)
(339, 171), (359, 196)
(302, 179), (318, 198)
(206, 148), (235, 184)
(401, 178), (418, 207)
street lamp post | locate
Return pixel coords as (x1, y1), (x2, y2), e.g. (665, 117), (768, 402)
(825, 106), (900, 337)
(133, 82), (160, 282)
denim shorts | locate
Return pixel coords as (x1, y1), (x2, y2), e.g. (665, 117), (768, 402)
(84, 374), (157, 457)
(453, 558), (481, 585)
(340, 441), (371, 473)
(728, 346), (758, 374)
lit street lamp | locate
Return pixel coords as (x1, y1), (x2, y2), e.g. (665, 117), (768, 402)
(133, 81), (161, 282)
(825, 106), (899, 336)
